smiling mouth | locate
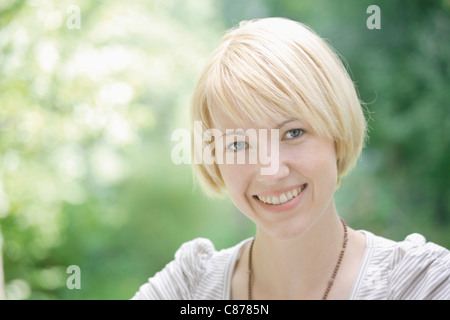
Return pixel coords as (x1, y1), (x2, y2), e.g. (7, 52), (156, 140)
(254, 184), (307, 205)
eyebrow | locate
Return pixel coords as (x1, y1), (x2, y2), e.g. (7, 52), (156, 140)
(218, 119), (297, 138)
(275, 119), (296, 130)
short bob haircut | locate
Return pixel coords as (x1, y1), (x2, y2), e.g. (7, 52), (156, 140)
(190, 17), (367, 198)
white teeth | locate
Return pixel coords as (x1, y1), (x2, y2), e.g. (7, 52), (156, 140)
(286, 191), (293, 201)
(256, 185), (305, 205)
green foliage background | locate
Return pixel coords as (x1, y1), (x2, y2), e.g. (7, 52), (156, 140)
(0, 0), (448, 299)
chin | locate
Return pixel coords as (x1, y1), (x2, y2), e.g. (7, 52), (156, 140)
(257, 212), (318, 241)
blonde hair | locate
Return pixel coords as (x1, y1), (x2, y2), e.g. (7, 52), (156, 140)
(190, 17), (367, 197)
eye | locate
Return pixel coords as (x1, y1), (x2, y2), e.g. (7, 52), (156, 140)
(227, 141), (248, 151)
(284, 129), (304, 140)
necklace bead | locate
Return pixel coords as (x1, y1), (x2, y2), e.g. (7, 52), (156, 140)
(247, 218), (348, 300)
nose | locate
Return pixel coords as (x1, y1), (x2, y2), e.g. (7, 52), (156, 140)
(255, 159), (290, 183)
(255, 133), (290, 182)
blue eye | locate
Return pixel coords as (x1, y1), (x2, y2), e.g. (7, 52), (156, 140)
(284, 129), (304, 139)
(227, 141), (248, 151)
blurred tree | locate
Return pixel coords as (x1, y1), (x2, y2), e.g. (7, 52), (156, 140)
(0, 0), (246, 299)
(0, 225), (4, 299)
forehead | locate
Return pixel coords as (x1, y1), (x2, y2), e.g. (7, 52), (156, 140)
(209, 103), (292, 132)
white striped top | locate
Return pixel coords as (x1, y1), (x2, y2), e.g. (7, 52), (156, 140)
(131, 230), (450, 300)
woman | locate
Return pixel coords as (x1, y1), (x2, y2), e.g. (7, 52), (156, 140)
(132, 17), (449, 300)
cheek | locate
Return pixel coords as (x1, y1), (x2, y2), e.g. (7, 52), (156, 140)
(218, 164), (251, 206)
(300, 140), (338, 191)
(315, 145), (338, 193)
(219, 164), (261, 224)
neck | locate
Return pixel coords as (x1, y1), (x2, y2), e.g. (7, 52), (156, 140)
(251, 207), (345, 299)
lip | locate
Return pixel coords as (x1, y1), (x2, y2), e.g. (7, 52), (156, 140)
(253, 184), (305, 198)
(253, 183), (307, 213)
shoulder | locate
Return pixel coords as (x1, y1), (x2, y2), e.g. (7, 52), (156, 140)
(131, 238), (248, 300)
(386, 233), (449, 266)
(174, 237), (218, 269)
(385, 233), (449, 299)
(355, 231), (450, 300)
